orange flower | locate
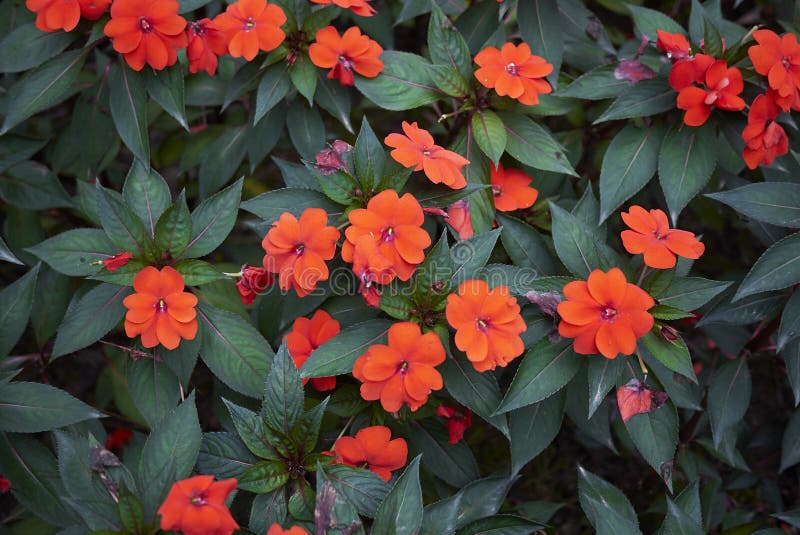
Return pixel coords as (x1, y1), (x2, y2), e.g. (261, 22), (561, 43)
(104, 0), (188, 72)
(309, 0), (376, 17)
(352, 321), (445, 412)
(261, 208), (340, 297)
(385, 122), (469, 189)
(157, 476), (239, 535)
(331, 426), (408, 481)
(123, 266), (198, 350)
(616, 378), (667, 422)
(213, 0), (286, 61)
(351, 235), (395, 307)
(676, 59), (745, 126)
(267, 525), (308, 535)
(620, 206), (705, 269)
(446, 200), (474, 240)
(78, 0), (111, 20)
(309, 26), (384, 86)
(187, 18), (228, 75)
(342, 189), (431, 282)
(474, 42), (553, 105)
(102, 251), (133, 271)
(748, 29), (800, 111)
(286, 309), (340, 392)
(446, 280), (526, 372)
(667, 53), (714, 90)
(742, 93), (789, 169)
(557, 268), (655, 359)
(490, 163), (539, 212)
(656, 30), (691, 61)
(26, 0), (81, 32)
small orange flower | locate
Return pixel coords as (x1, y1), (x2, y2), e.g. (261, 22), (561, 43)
(79, 0), (111, 20)
(656, 30), (691, 61)
(104, 0), (188, 72)
(490, 163), (539, 212)
(676, 59), (745, 126)
(557, 268), (655, 359)
(102, 251), (133, 271)
(187, 18), (228, 75)
(748, 29), (800, 111)
(236, 265), (274, 305)
(309, 0), (376, 17)
(446, 280), (526, 372)
(286, 309), (340, 392)
(213, 0), (286, 61)
(309, 26), (384, 86)
(385, 122), (470, 189)
(267, 525), (309, 535)
(261, 208), (340, 298)
(123, 266), (198, 350)
(351, 235), (395, 307)
(342, 189), (431, 282)
(352, 322), (445, 412)
(157, 476), (239, 535)
(667, 53), (714, 90)
(445, 200), (474, 240)
(620, 206), (705, 269)
(474, 42), (553, 105)
(742, 93), (789, 169)
(331, 426), (408, 481)
(26, 0), (81, 32)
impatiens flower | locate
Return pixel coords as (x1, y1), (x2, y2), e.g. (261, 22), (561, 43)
(436, 405), (472, 444)
(748, 29), (800, 111)
(261, 208), (340, 297)
(286, 309), (340, 392)
(446, 280), (527, 372)
(620, 206), (705, 269)
(186, 18), (228, 75)
(385, 122), (470, 189)
(742, 93), (789, 169)
(557, 268), (655, 359)
(26, 0), (81, 32)
(78, 0), (111, 20)
(309, 26), (384, 86)
(446, 200), (474, 240)
(267, 524), (309, 535)
(490, 163), (539, 212)
(315, 140), (353, 175)
(616, 378), (668, 422)
(105, 428), (133, 450)
(352, 321), (445, 412)
(474, 42), (553, 105)
(104, 0), (188, 72)
(656, 30), (691, 61)
(342, 189), (431, 282)
(330, 426), (408, 481)
(0, 475), (8, 493)
(667, 53), (714, 90)
(676, 59), (745, 126)
(102, 251), (133, 271)
(236, 265), (274, 305)
(123, 266), (198, 350)
(309, 0), (376, 17)
(351, 235), (395, 307)
(213, 0), (286, 61)
(157, 476), (239, 535)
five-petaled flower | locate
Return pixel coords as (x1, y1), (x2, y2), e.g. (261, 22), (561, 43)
(26, 0), (103, 32)
(123, 266), (198, 350)
(330, 425), (408, 481)
(286, 309), (340, 392)
(186, 18), (228, 75)
(446, 280), (527, 372)
(261, 208), (340, 297)
(474, 42), (553, 105)
(309, 0), (376, 17)
(157, 475), (239, 535)
(490, 163), (539, 212)
(213, 0), (286, 61)
(437, 405), (472, 444)
(620, 206), (705, 269)
(104, 0), (188, 71)
(742, 93), (789, 169)
(676, 59), (745, 126)
(102, 251), (133, 271)
(309, 26), (384, 86)
(748, 29), (800, 112)
(267, 524), (309, 535)
(557, 268), (655, 359)
(235, 265), (274, 305)
(385, 122), (470, 189)
(352, 321), (445, 412)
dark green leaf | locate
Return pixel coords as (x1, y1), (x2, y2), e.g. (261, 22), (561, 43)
(239, 460), (291, 494)
(372, 455), (423, 535)
(455, 515), (545, 535)
(324, 464), (391, 518)
(289, 53), (317, 104)
(315, 75), (353, 132)
(706, 182), (800, 228)
(451, 229), (501, 284)
(496, 112), (576, 175)
(558, 66), (631, 100)
(778, 289), (800, 351)
(122, 161), (171, 237)
(577, 466), (641, 535)
(594, 78), (675, 124)
(0, 381), (102, 432)
(173, 259), (226, 286)
(182, 178), (242, 258)
(255, 63), (291, 125)
(428, 3), (472, 79)
(624, 401), (678, 489)
(587, 357), (624, 418)
(145, 65), (188, 131)
(109, 63), (149, 164)
(249, 489), (287, 534)
(127, 358), (180, 428)
(640, 331), (697, 383)
(509, 389), (565, 475)
(197, 431), (258, 479)
(735, 232), (800, 300)
(780, 407), (800, 472)
(300, 319), (392, 378)
(354, 118), (385, 189)
(0, 161), (73, 210)
(0, 23), (74, 73)
(654, 277), (732, 311)
(497, 214), (555, 276)
(427, 64), (470, 97)
(199, 126), (247, 198)
(0, 264), (39, 357)
(518, 0), (563, 88)
(96, 183), (154, 259)
(403, 420), (479, 488)
(263, 342), (304, 435)
(627, 5), (685, 39)
(241, 187), (341, 225)
(708, 358), (750, 448)
(472, 110), (507, 166)
(155, 191), (192, 258)
(286, 100), (326, 160)
(355, 51), (443, 111)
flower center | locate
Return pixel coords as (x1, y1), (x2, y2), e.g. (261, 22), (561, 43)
(295, 243), (305, 256)
(381, 226), (395, 243)
(337, 54), (354, 70)
(653, 231), (663, 240)
(782, 57), (792, 69)
(505, 62), (519, 75)
(155, 298), (167, 314)
(243, 17), (256, 31)
(189, 491), (207, 507)
(139, 17), (153, 33)
(476, 318), (490, 332)
(599, 306), (617, 322)
(399, 361), (409, 374)
(190, 21), (206, 36)
(421, 146), (432, 157)
(492, 186), (502, 197)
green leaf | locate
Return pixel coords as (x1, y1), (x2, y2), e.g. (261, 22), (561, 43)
(509, 389), (565, 475)
(697, 291), (783, 326)
(127, 358), (180, 429)
(0, 381), (102, 432)
(403, 420), (479, 488)
(372, 455), (423, 535)
(639, 331), (697, 383)
(182, 178), (242, 258)
(1, 49), (87, 135)
(109, 62), (150, 164)
(518, 0), (563, 88)
(706, 182), (800, 228)
(455, 0), (499, 54)
(496, 112), (576, 175)
(241, 187), (341, 225)
(550, 203), (603, 278)
(122, 160), (171, 238)
(324, 465), (390, 519)
(0, 235), (23, 265)
(422, 495), (462, 535)
(197, 431), (258, 479)
(587, 357), (624, 418)
(286, 100), (326, 160)
(248, 106), (287, 171)
(197, 303), (273, 398)
(577, 466), (641, 535)
(412, 232), (453, 299)
(495, 340), (581, 414)
(0, 161), (73, 210)
(239, 460), (291, 494)
(428, 3), (472, 79)
(654, 277), (732, 311)
(627, 5), (685, 40)
(780, 407), (800, 472)
(199, 126), (248, 198)
(594, 78), (676, 124)
(735, 232), (800, 300)
(89, 258), (147, 286)
(624, 401), (678, 490)
(708, 357), (750, 448)
(355, 51), (443, 111)
(29, 227), (114, 275)
(52, 283), (132, 359)
(222, 400), (281, 460)
(0, 264), (39, 357)
(778, 289), (800, 351)
(154, 191), (192, 258)
(599, 124), (665, 222)
(497, 214), (555, 276)
(472, 110), (507, 166)
(145, 65), (188, 131)
(455, 476), (515, 528)
(255, 63), (291, 125)
(661, 497), (704, 535)
(97, 183), (154, 259)
(263, 342), (304, 435)
(315, 75), (353, 132)
(118, 486), (145, 535)
(300, 319), (392, 378)
(289, 53), (318, 105)
(248, 489), (287, 534)
(31, 266), (70, 348)
(427, 64), (470, 97)
(702, 19), (724, 59)
(455, 515), (545, 535)
(451, 229), (502, 284)
(558, 66), (631, 100)
(354, 118), (386, 189)
(315, 464), (366, 534)
(173, 259), (226, 286)
(658, 123), (717, 224)
(0, 23), (75, 74)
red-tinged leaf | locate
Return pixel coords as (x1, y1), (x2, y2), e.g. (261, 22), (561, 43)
(616, 378), (668, 422)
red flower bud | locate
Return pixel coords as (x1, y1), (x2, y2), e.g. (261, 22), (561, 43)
(102, 252), (133, 271)
(436, 405), (472, 444)
(0, 475), (9, 493)
(236, 265), (274, 305)
(105, 428), (133, 450)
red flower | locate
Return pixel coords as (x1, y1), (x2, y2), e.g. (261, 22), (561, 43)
(26, 0), (81, 32)
(331, 426), (408, 481)
(491, 163), (539, 212)
(668, 53), (714, 91)
(309, 0), (376, 17)
(445, 200), (474, 240)
(436, 405), (472, 444)
(213, 0), (286, 61)
(0, 475), (9, 493)
(742, 93), (789, 169)
(105, 428), (133, 450)
(286, 309), (340, 392)
(616, 378), (668, 422)
(676, 59), (745, 126)
(102, 251), (133, 271)
(474, 42), (553, 105)
(620, 206), (705, 269)
(656, 30), (691, 61)
(748, 29), (800, 111)
(78, 0), (111, 20)
(236, 265), (274, 305)
(267, 525), (308, 535)
(309, 26), (384, 86)
(157, 476), (239, 535)
(104, 0), (188, 72)
(351, 235), (395, 307)
(385, 122), (470, 190)
(187, 18), (228, 75)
